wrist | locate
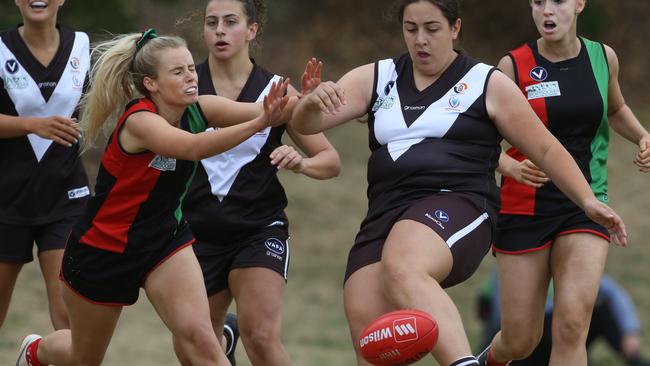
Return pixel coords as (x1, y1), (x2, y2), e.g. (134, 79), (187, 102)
(293, 158), (307, 174)
(23, 117), (38, 134)
(253, 114), (268, 130)
(639, 133), (650, 144)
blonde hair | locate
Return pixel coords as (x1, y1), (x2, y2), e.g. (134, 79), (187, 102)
(79, 33), (187, 149)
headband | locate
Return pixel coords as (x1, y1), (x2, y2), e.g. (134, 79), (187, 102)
(135, 28), (158, 52)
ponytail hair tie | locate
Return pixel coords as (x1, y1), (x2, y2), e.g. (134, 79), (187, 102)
(135, 28), (158, 52)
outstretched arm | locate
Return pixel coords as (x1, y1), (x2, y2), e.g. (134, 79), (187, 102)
(487, 70), (627, 245)
(604, 45), (650, 172)
(120, 80), (289, 161)
(291, 63), (374, 134)
(199, 78), (297, 128)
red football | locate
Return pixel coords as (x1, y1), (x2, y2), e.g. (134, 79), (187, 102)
(359, 309), (438, 366)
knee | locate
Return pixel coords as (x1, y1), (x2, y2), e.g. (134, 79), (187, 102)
(381, 260), (416, 301)
(240, 321), (281, 356)
(554, 312), (590, 345)
(175, 323), (221, 356)
(500, 328), (543, 360)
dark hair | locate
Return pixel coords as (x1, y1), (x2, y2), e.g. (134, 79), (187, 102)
(207, 0), (267, 35)
(396, 0), (461, 26)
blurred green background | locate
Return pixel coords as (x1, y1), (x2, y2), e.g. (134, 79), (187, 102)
(1, 1), (648, 365)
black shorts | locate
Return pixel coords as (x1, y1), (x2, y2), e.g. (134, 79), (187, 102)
(345, 193), (494, 288)
(193, 225), (290, 297)
(494, 210), (609, 254)
(0, 216), (78, 263)
(60, 221), (195, 306)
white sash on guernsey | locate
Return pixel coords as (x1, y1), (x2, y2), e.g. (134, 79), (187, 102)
(201, 74), (282, 201)
(373, 58), (492, 161)
(0, 32), (89, 161)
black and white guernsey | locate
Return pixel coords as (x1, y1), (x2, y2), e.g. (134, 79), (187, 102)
(364, 53), (502, 225)
(183, 62), (289, 239)
(0, 27), (90, 225)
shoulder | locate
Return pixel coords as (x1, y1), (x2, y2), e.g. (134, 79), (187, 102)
(252, 62), (276, 79)
(58, 26), (88, 44)
(343, 62), (375, 80)
(0, 27), (18, 47)
(73, 30), (90, 45)
(497, 55), (515, 80)
(581, 37), (617, 75)
(602, 43), (618, 67)
(0, 28), (10, 40)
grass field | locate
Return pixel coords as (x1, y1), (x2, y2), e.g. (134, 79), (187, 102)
(1, 117), (649, 365)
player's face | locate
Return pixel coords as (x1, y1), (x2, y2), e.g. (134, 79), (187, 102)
(402, 1), (461, 75)
(15, 0), (64, 25)
(145, 47), (199, 107)
(531, 0), (585, 42)
(203, 0), (258, 60)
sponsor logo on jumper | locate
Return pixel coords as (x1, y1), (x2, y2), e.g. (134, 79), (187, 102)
(265, 238), (285, 261)
(70, 57), (80, 70)
(453, 82), (469, 94)
(393, 317), (419, 342)
(4, 76), (28, 89)
(434, 210), (450, 222)
(149, 155), (177, 171)
(425, 213), (446, 230)
(372, 96), (395, 112)
(526, 81), (561, 100)
(403, 105), (426, 111)
(530, 66), (548, 82)
(38, 81), (57, 89)
(359, 327), (393, 348)
(5, 59), (19, 74)
(447, 94), (461, 110)
(72, 74), (84, 89)
(68, 186), (90, 199)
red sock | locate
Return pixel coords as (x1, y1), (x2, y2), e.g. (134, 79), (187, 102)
(26, 338), (45, 366)
(488, 349), (510, 366)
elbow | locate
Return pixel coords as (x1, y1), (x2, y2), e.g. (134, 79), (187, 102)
(184, 141), (211, 161)
(329, 156), (342, 178)
(316, 154), (342, 180)
(182, 148), (202, 161)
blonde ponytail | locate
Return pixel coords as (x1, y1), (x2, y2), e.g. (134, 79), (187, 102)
(79, 33), (187, 150)
(79, 34), (139, 150)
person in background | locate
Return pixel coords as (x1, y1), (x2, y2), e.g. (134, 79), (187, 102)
(480, 1), (650, 365)
(0, 0), (89, 331)
(178, 1), (340, 365)
(477, 272), (650, 366)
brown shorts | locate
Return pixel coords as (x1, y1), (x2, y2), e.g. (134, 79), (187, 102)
(345, 193), (494, 288)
